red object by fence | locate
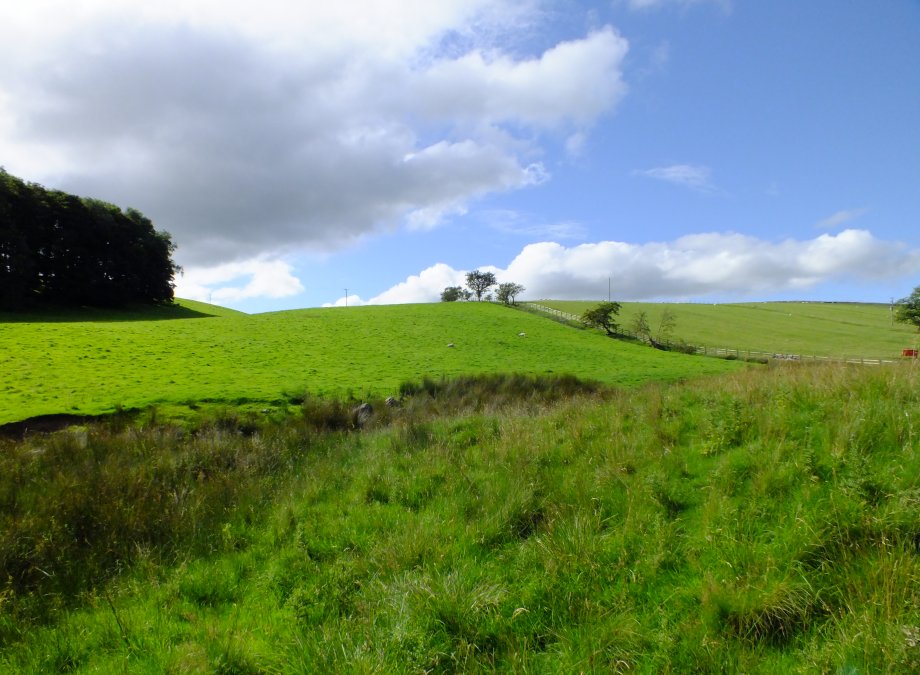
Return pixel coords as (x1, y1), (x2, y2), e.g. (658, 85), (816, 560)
(903, 349), (918, 357)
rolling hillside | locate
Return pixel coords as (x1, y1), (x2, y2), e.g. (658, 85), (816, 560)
(0, 301), (740, 425)
(538, 300), (919, 358)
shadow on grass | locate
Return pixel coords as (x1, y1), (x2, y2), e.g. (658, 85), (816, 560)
(0, 302), (218, 323)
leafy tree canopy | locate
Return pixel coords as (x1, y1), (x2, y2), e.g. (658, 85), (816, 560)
(465, 270), (496, 301)
(581, 302), (622, 336)
(440, 286), (471, 302)
(0, 168), (179, 310)
(496, 282), (525, 306)
(895, 286), (920, 331)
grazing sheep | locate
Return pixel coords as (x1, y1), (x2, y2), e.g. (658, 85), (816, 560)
(447, 343), (455, 348)
(518, 332), (526, 337)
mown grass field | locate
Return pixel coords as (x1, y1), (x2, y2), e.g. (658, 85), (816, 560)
(538, 300), (919, 358)
(1, 364), (917, 672)
(0, 301), (742, 425)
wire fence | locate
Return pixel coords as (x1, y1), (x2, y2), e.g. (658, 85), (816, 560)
(522, 303), (905, 366)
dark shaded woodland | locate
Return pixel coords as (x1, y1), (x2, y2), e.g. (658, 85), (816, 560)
(0, 169), (178, 310)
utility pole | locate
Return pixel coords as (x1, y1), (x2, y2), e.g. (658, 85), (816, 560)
(608, 277), (611, 302)
(345, 289), (348, 307)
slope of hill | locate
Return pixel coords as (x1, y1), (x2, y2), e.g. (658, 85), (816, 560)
(0, 298), (243, 323)
(0, 301), (740, 425)
(539, 301), (919, 358)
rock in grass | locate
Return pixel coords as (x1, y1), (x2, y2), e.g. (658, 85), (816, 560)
(352, 402), (374, 428)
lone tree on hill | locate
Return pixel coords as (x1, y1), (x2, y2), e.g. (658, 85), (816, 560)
(631, 311), (651, 341)
(465, 270), (496, 301)
(895, 286), (920, 331)
(632, 309), (677, 348)
(496, 282), (525, 306)
(581, 301), (622, 336)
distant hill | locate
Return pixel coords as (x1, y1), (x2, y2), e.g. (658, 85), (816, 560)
(539, 300), (918, 358)
(0, 301), (740, 425)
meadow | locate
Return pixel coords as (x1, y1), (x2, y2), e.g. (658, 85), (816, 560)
(0, 301), (741, 426)
(538, 300), (919, 359)
(2, 299), (918, 671)
(1, 364), (917, 672)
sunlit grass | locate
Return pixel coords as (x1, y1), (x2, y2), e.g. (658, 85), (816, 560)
(2, 364), (918, 671)
(540, 300), (920, 358)
(0, 301), (741, 424)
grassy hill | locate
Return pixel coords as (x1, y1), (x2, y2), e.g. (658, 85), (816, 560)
(0, 301), (740, 425)
(2, 298), (918, 670)
(538, 301), (919, 358)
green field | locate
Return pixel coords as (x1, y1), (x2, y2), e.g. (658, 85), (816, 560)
(537, 300), (919, 358)
(2, 300), (919, 671)
(0, 301), (741, 425)
(2, 364), (917, 672)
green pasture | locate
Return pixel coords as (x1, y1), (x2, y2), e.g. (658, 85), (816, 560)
(0, 301), (740, 425)
(3, 364), (918, 671)
(537, 300), (919, 358)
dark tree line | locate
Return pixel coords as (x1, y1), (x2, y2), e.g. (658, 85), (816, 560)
(0, 169), (179, 310)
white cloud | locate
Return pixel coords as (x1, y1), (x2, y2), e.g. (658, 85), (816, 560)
(323, 295), (367, 308)
(633, 164), (715, 192)
(816, 208), (869, 230)
(366, 263), (471, 305)
(0, 2), (629, 267)
(354, 229), (920, 304)
(175, 258), (304, 304)
(414, 27), (628, 128)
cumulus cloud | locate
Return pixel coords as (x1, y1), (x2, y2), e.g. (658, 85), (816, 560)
(633, 164), (715, 192)
(175, 257), (304, 304)
(414, 27), (628, 129)
(367, 263), (472, 305)
(323, 295), (367, 309)
(353, 230), (920, 304)
(0, 1), (629, 267)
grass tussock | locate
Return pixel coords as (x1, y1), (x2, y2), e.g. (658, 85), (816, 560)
(2, 365), (919, 672)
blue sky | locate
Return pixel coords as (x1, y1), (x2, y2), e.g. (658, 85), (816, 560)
(1, 0), (918, 312)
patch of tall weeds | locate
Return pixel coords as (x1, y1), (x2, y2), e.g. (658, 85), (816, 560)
(3, 364), (919, 671)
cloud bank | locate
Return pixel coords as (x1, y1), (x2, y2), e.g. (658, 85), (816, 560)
(176, 258), (304, 304)
(337, 229), (920, 305)
(0, 1), (628, 267)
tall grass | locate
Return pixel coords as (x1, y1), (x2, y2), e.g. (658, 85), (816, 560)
(2, 364), (919, 672)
